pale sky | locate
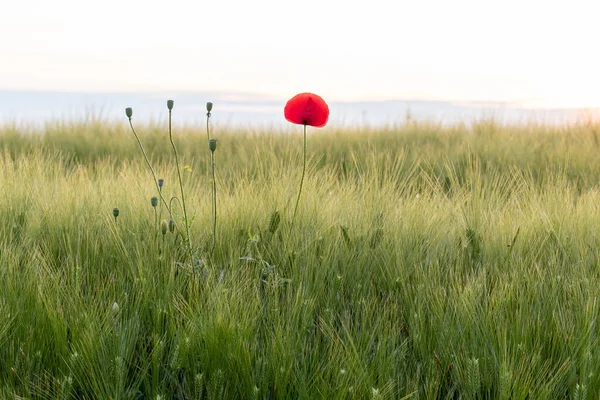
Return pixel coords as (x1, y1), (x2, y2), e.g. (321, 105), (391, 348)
(2, 0), (600, 108)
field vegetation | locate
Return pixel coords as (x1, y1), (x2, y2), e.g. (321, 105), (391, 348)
(1, 117), (600, 399)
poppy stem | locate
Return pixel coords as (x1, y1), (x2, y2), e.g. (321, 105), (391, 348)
(210, 150), (217, 253)
(168, 109), (193, 260)
(206, 109), (212, 173)
(127, 118), (172, 217)
(154, 207), (158, 250)
(290, 124), (307, 236)
(206, 109), (217, 253)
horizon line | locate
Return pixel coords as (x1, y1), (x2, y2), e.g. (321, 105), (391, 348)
(2, 88), (600, 111)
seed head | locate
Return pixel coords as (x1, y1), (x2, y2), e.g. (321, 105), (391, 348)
(125, 108), (132, 119)
(112, 208), (120, 218)
(161, 220), (168, 236)
(158, 178), (164, 189)
(151, 197), (158, 208)
(169, 219), (176, 233)
(167, 100), (174, 111)
(209, 139), (217, 152)
(268, 210), (280, 234)
(206, 102), (213, 113)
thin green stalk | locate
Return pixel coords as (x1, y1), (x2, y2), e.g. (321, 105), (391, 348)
(290, 123), (307, 236)
(169, 196), (187, 247)
(127, 119), (171, 216)
(158, 187), (163, 229)
(169, 196), (184, 213)
(206, 107), (212, 175)
(206, 112), (211, 142)
(168, 109), (193, 255)
(207, 111), (217, 252)
(210, 150), (217, 253)
(154, 207), (158, 250)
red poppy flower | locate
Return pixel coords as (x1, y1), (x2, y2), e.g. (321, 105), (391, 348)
(284, 92), (329, 128)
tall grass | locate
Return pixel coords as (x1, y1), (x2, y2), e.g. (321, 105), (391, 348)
(1, 119), (600, 398)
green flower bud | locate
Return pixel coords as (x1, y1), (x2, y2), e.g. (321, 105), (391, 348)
(125, 108), (133, 118)
(209, 139), (217, 152)
(151, 197), (158, 208)
(167, 100), (174, 110)
(113, 208), (120, 218)
(161, 220), (168, 236)
(206, 102), (213, 113)
(158, 179), (164, 189)
(169, 219), (176, 233)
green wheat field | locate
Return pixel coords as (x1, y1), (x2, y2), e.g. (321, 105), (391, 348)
(2, 117), (600, 399)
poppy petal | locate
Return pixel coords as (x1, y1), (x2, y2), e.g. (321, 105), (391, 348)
(284, 93), (329, 128)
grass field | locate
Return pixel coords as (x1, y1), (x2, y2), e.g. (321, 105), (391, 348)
(1, 117), (600, 399)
